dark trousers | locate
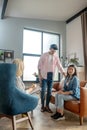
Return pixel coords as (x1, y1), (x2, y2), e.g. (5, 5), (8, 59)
(41, 72), (53, 107)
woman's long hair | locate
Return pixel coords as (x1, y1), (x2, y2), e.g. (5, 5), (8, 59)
(66, 64), (77, 78)
(12, 58), (24, 77)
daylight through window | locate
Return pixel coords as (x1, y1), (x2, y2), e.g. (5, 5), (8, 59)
(23, 29), (60, 82)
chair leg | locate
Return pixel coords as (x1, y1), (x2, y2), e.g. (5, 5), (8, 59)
(12, 116), (16, 130)
(31, 111), (33, 117)
(80, 116), (83, 125)
(27, 112), (34, 130)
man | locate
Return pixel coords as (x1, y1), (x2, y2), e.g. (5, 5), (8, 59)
(38, 44), (65, 113)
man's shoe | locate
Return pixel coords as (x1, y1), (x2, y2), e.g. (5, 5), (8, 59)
(45, 107), (53, 113)
(53, 113), (65, 120)
(41, 107), (46, 112)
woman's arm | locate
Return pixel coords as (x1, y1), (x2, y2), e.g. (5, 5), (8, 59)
(57, 90), (72, 95)
(71, 76), (80, 95)
(58, 76), (79, 95)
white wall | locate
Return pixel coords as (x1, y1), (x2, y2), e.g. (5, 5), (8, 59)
(66, 16), (84, 66)
(0, 17), (66, 60)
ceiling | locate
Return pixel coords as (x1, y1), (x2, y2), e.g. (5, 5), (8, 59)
(0, 0), (87, 21)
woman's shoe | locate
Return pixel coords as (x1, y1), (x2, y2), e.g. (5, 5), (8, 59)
(51, 112), (58, 118)
(53, 113), (65, 120)
(22, 113), (27, 117)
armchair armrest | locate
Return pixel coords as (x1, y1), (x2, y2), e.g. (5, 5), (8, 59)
(53, 82), (60, 91)
(80, 87), (87, 116)
(80, 81), (87, 87)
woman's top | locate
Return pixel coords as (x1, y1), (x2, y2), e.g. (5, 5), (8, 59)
(16, 76), (25, 92)
(63, 76), (80, 99)
(59, 77), (65, 89)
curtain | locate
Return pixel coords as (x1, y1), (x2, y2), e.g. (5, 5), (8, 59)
(81, 11), (87, 80)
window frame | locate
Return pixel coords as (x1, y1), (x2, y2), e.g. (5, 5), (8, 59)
(23, 28), (61, 82)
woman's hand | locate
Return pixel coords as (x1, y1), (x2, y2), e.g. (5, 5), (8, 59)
(57, 90), (71, 95)
(57, 90), (64, 94)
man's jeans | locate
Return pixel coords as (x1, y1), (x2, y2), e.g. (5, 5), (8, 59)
(41, 72), (53, 107)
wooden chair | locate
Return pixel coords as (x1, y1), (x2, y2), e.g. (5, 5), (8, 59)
(0, 112), (34, 130)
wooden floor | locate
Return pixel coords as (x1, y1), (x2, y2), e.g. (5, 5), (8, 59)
(0, 101), (87, 130)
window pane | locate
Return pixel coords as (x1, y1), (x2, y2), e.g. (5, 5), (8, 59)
(53, 67), (59, 81)
(43, 33), (59, 53)
(43, 32), (60, 81)
(23, 56), (40, 81)
(23, 29), (41, 54)
(23, 29), (60, 81)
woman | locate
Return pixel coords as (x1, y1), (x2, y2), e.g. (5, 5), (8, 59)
(51, 64), (80, 120)
(13, 58), (36, 93)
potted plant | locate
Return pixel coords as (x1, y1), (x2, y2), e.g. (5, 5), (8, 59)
(69, 57), (79, 66)
(33, 72), (39, 83)
(0, 50), (4, 60)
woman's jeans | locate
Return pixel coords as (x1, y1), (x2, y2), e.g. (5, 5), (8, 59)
(55, 93), (75, 109)
(41, 72), (53, 107)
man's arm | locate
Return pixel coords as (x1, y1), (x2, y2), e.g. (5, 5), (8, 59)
(56, 55), (66, 76)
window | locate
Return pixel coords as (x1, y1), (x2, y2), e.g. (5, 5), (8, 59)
(23, 29), (60, 82)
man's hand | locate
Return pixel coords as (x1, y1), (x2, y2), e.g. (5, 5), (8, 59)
(63, 72), (67, 77)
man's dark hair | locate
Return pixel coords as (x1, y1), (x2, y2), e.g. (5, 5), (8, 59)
(50, 44), (58, 50)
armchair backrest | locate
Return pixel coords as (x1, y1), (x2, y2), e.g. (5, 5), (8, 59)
(0, 63), (38, 116)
